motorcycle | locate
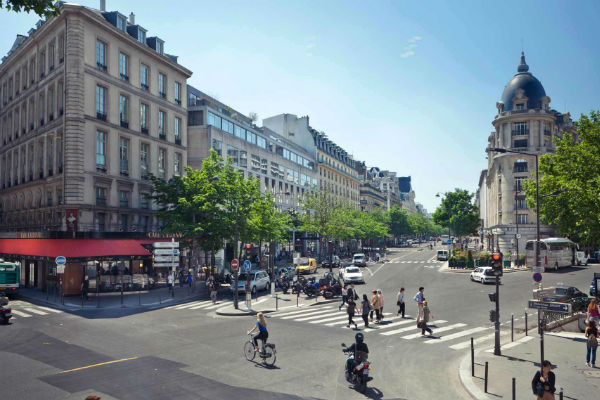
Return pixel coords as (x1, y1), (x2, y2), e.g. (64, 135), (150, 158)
(342, 343), (372, 393)
(0, 296), (12, 325)
(303, 278), (320, 297)
(292, 276), (306, 294)
(321, 280), (342, 299)
(278, 276), (290, 294)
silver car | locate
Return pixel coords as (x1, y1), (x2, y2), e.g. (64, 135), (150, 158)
(231, 270), (270, 294)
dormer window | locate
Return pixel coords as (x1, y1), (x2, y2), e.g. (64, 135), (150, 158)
(156, 41), (164, 55)
(137, 29), (146, 44)
(515, 103), (524, 111)
(117, 16), (126, 31)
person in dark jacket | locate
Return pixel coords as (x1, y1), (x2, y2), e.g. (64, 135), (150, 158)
(531, 360), (556, 400)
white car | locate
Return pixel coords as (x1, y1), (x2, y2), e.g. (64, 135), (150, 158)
(230, 270), (270, 294)
(470, 267), (499, 284)
(576, 251), (588, 266)
(352, 253), (367, 267)
(341, 266), (365, 284)
(437, 250), (449, 261)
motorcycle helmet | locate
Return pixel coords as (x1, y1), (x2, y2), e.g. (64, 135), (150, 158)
(355, 332), (364, 344)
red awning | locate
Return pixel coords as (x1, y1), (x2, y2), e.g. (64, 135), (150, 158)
(0, 239), (157, 259)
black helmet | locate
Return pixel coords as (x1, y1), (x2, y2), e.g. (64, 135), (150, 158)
(355, 332), (364, 344)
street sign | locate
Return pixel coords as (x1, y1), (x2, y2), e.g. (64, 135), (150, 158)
(56, 265), (65, 274)
(231, 259), (239, 271)
(55, 256), (66, 265)
(153, 262), (179, 268)
(153, 249), (179, 256)
(153, 241), (179, 248)
(243, 260), (251, 272)
(528, 300), (571, 313)
(533, 272), (542, 282)
(154, 256), (179, 263)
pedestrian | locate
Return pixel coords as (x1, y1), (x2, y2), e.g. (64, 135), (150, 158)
(531, 360), (556, 400)
(209, 280), (217, 304)
(346, 297), (358, 329)
(587, 298), (599, 325)
(418, 300), (434, 336)
(178, 270), (184, 288)
(413, 286), (425, 320)
(370, 290), (381, 323)
(360, 294), (371, 328)
(339, 284), (348, 311)
(81, 274), (89, 300)
(397, 287), (405, 318)
(377, 289), (384, 321)
(347, 284), (358, 302)
(585, 320), (599, 367)
(167, 272), (174, 294)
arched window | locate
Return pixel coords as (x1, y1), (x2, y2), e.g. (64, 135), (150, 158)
(514, 159), (528, 173)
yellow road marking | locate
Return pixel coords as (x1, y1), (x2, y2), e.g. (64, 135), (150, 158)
(59, 356), (138, 374)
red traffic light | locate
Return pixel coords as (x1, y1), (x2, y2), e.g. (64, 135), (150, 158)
(492, 253), (502, 261)
(245, 244), (251, 249)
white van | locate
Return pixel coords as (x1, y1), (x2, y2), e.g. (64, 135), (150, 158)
(437, 250), (449, 261)
(525, 238), (576, 271)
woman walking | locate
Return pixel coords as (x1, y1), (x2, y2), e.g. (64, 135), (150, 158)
(370, 290), (381, 323)
(585, 320), (599, 367)
(346, 297), (358, 329)
(418, 300), (434, 336)
(339, 284), (348, 311)
(588, 298), (599, 324)
(361, 294), (371, 328)
(531, 360), (556, 400)
(377, 289), (384, 321)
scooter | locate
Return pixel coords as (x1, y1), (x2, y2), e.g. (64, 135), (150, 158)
(321, 281), (342, 299)
(0, 296), (12, 325)
(342, 343), (372, 393)
(278, 276), (290, 294)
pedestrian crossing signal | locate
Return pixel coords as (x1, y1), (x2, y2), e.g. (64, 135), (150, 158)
(488, 293), (497, 302)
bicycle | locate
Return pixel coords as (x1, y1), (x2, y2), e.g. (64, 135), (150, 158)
(244, 333), (276, 366)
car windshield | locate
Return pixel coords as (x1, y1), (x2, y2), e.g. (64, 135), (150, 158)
(295, 257), (309, 266)
(353, 255), (365, 259)
(555, 288), (567, 295)
(346, 267), (360, 273)
(237, 273), (249, 281)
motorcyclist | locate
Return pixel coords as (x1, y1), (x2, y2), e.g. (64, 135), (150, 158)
(345, 332), (369, 374)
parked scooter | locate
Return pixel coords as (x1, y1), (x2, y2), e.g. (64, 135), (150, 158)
(342, 343), (372, 393)
(0, 295), (12, 325)
(321, 279), (342, 299)
(278, 276), (290, 294)
(303, 277), (320, 297)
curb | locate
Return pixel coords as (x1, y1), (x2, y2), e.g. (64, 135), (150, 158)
(215, 307), (276, 316)
(458, 348), (492, 400)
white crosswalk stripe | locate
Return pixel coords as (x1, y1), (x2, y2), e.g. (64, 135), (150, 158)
(309, 313), (350, 324)
(484, 335), (534, 352)
(293, 309), (344, 322)
(363, 316), (414, 333)
(23, 308), (48, 315)
(7, 301), (63, 319)
(173, 301), (206, 310)
(449, 331), (510, 350)
(381, 320), (449, 336)
(10, 309), (32, 317)
(33, 305), (62, 313)
(401, 323), (467, 339)
(272, 305), (331, 318)
(188, 301), (218, 309)
(424, 326), (488, 344)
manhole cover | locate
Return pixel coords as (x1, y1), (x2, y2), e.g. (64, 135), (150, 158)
(583, 370), (600, 378)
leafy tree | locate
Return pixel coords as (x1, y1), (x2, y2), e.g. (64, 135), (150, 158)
(523, 110), (600, 248)
(433, 189), (480, 239)
(388, 205), (412, 238)
(1, 0), (61, 17)
(298, 190), (337, 262)
(247, 192), (291, 247)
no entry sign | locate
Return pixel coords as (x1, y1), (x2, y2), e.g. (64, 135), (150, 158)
(231, 259), (239, 271)
(533, 272), (542, 282)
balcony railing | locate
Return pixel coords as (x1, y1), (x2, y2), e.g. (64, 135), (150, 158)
(159, 133), (166, 141)
(141, 83), (149, 91)
(120, 120), (129, 129)
(512, 129), (529, 136)
(96, 112), (107, 121)
(96, 62), (107, 72)
(120, 73), (129, 82)
(175, 138), (181, 145)
(96, 165), (107, 173)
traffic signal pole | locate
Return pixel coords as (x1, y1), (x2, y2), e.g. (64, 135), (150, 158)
(494, 273), (501, 356)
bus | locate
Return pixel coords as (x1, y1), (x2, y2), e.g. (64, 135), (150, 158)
(0, 261), (19, 298)
(525, 238), (576, 271)
(440, 235), (452, 245)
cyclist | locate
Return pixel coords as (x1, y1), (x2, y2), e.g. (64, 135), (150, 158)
(247, 312), (268, 353)
(345, 332), (369, 374)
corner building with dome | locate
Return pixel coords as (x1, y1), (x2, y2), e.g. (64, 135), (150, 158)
(482, 52), (576, 254)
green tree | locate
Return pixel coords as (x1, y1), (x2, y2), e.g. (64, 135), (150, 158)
(388, 205), (412, 239)
(247, 192), (291, 247)
(523, 110), (600, 248)
(298, 190), (337, 262)
(433, 189), (480, 239)
(1, 0), (61, 17)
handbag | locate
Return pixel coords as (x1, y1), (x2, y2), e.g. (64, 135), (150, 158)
(535, 381), (544, 397)
(589, 334), (598, 347)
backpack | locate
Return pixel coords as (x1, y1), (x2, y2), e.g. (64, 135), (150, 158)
(589, 331), (598, 347)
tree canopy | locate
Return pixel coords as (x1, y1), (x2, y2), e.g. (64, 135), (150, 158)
(1, 0), (61, 17)
(432, 189), (480, 237)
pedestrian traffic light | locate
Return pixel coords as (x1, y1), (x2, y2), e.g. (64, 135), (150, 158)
(489, 309), (497, 323)
(488, 293), (497, 302)
(491, 252), (503, 276)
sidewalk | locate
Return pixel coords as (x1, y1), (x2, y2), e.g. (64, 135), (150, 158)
(216, 291), (339, 316)
(459, 331), (599, 399)
(19, 283), (207, 311)
(441, 262), (529, 274)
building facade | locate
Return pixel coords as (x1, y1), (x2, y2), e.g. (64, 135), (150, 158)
(484, 53), (574, 253)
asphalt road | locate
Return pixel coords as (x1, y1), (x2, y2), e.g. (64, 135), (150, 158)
(3, 246), (597, 400)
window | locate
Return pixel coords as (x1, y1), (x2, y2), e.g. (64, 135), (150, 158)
(174, 117), (181, 143)
(140, 103), (148, 132)
(158, 110), (166, 137)
(513, 139), (528, 148)
(261, 159), (268, 174)
(207, 112), (221, 129)
(516, 197), (527, 210)
(46, 190), (53, 206)
(95, 187), (107, 206)
(516, 214), (528, 224)
(158, 148), (166, 178)
(222, 119), (234, 134)
(96, 131), (106, 170)
(257, 136), (266, 149)
(137, 29), (146, 43)
(96, 41), (106, 70)
(513, 122), (528, 136)
(116, 16), (126, 31)
(286, 168), (294, 182)
(140, 65), (149, 90)
(39, 50), (46, 77)
(48, 43), (55, 69)
(58, 33), (64, 62)
(271, 162), (279, 178)
(140, 143), (149, 177)
(95, 86), (106, 120)
(251, 154), (260, 172)
(174, 152), (181, 176)
(119, 95), (128, 127)
(156, 41), (164, 55)
(227, 145), (238, 165)
(239, 151), (247, 168)
(543, 122), (552, 136)
(514, 177), (525, 192)
(515, 103), (524, 110)
(174, 82), (181, 104)
(246, 130), (256, 144)
(119, 137), (129, 175)
(96, 212), (106, 231)
(119, 191), (129, 208)
(120, 214), (128, 231)
(139, 215), (148, 231)
(119, 52), (129, 81)
(158, 73), (166, 98)
(514, 159), (528, 173)
(235, 125), (245, 139)
(211, 139), (222, 155)
(140, 194), (149, 209)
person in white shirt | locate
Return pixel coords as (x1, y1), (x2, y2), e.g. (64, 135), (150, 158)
(397, 287), (405, 317)
(167, 272), (174, 295)
(413, 287), (425, 320)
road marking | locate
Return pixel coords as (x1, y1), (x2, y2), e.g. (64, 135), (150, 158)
(200, 303), (227, 310)
(293, 309), (343, 321)
(449, 331), (510, 350)
(272, 305), (331, 317)
(425, 326), (488, 344)
(278, 306), (334, 319)
(60, 356), (138, 374)
(24, 308), (48, 315)
(484, 335), (534, 352)
(401, 323), (465, 339)
(188, 301), (218, 309)
(32, 305), (62, 313)
(363, 317), (414, 332)
(381, 320), (449, 336)
(10, 309), (31, 317)
(545, 331), (584, 340)
(173, 301), (206, 310)
(309, 314), (350, 324)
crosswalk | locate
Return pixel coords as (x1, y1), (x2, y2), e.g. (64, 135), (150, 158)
(388, 258), (444, 269)
(8, 300), (63, 319)
(268, 304), (531, 352)
(163, 299), (232, 311)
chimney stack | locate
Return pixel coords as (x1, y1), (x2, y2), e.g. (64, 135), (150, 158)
(129, 12), (135, 25)
(100, 0), (106, 12)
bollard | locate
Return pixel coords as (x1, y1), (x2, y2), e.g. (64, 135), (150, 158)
(525, 311), (528, 336)
(559, 388), (563, 400)
(471, 337), (475, 377)
(484, 362), (488, 393)
(512, 377), (515, 400)
(511, 314), (514, 342)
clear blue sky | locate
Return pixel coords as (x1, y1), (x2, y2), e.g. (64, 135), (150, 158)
(2, 0), (599, 213)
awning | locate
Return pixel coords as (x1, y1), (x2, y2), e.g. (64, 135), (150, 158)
(0, 238), (157, 259)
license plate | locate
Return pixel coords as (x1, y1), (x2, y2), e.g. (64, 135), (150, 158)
(363, 369), (369, 376)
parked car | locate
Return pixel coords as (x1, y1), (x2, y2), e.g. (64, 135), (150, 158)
(341, 266), (365, 284)
(588, 251), (600, 264)
(295, 257), (318, 274)
(437, 250), (449, 261)
(321, 255), (341, 269)
(352, 253), (367, 267)
(576, 251), (589, 266)
(470, 267), (500, 284)
(230, 270), (270, 294)
(542, 286), (591, 312)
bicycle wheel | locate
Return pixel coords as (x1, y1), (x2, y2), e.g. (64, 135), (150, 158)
(262, 345), (276, 366)
(244, 341), (256, 361)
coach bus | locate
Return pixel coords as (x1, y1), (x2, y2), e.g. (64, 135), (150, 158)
(525, 238), (576, 271)
(0, 260), (19, 297)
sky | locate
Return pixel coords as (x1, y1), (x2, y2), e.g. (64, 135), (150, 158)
(1, 0), (599, 213)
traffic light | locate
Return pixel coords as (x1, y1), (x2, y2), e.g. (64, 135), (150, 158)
(488, 293), (497, 302)
(489, 310), (497, 323)
(491, 252), (503, 276)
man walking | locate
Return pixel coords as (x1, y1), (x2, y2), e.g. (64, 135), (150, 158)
(397, 287), (405, 318)
(167, 272), (174, 295)
(413, 287), (425, 320)
(339, 284), (348, 311)
(81, 275), (89, 301)
(377, 289), (384, 321)
(347, 284), (358, 304)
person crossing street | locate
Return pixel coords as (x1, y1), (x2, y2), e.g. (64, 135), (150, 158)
(377, 289), (384, 322)
(339, 285), (348, 311)
(397, 287), (405, 318)
(413, 286), (425, 320)
(346, 297), (358, 329)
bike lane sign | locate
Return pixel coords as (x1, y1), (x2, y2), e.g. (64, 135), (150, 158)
(243, 260), (251, 272)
